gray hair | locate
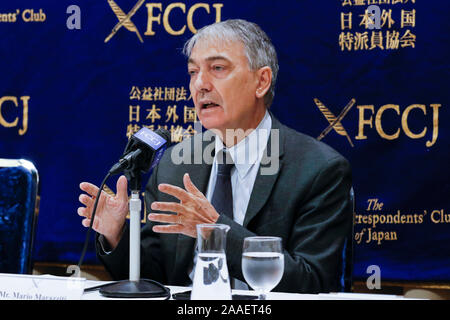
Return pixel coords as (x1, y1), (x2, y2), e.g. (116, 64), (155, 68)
(183, 19), (279, 108)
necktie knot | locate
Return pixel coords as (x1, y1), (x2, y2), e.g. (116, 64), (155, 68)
(216, 150), (234, 175)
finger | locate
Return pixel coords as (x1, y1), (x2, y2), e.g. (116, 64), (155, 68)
(151, 201), (186, 214)
(148, 213), (178, 224)
(80, 182), (100, 197)
(81, 218), (92, 228)
(79, 194), (93, 207)
(158, 183), (191, 203)
(152, 224), (183, 234)
(77, 207), (90, 218)
(115, 175), (128, 202)
(183, 173), (204, 198)
(83, 218), (100, 232)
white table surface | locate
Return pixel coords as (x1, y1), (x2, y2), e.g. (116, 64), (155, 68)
(81, 280), (416, 300)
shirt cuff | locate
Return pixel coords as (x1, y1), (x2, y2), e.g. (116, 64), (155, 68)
(97, 234), (113, 255)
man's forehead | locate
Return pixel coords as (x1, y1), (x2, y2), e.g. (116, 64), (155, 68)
(188, 38), (246, 64)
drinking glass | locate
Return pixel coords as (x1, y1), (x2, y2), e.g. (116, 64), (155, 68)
(191, 224), (231, 300)
(242, 236), (284, 300)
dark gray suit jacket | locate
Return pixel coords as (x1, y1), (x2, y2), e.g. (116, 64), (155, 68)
(97, 116), (352, 293)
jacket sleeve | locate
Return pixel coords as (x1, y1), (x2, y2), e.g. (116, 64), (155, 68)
(280, 156), (352, 293)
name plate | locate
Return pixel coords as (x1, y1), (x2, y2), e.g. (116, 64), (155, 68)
(0, 273), (85, 300)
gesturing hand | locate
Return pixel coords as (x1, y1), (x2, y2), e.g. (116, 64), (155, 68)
(148, 173), (220, 238)
(78, 175), (129, 249)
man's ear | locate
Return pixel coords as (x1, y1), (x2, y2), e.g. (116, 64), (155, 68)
(255, 66), (272, 99)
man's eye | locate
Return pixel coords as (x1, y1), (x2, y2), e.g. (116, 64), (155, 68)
(188, 70), (197, 76)
(213, 65), (224, 71)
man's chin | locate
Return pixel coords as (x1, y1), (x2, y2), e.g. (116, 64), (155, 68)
(198, 117), (226, 132)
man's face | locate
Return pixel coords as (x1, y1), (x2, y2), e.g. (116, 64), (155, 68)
(188, 39), (263, 134)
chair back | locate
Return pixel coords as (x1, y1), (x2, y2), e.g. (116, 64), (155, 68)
(0, 159), (39, 274)
(339, 187), (355, 292)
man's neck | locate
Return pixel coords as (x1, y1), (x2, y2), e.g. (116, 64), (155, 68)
(214, 107), (267, 148)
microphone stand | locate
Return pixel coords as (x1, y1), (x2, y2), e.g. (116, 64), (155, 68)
(129, 190), (142, 283)
(98, 169), (170, 298)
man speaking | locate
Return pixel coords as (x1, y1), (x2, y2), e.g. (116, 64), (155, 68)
(77, 19), (352, 293)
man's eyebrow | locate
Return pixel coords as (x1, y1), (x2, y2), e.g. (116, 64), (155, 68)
(205, 55), (230, 62)
(188, 55), (230, 65)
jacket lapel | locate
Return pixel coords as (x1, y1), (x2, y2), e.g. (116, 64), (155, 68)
(243, 115), (285, 227)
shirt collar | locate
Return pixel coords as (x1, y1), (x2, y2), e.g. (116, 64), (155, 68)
(214, 110), (272, 179)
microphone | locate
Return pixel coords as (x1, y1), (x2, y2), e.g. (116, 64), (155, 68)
(109, 127), (171, 175)
(91, 127), (173, 298)
(109, 127), (171, 191)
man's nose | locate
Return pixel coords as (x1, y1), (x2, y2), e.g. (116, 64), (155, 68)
(193, 70), (212, 92)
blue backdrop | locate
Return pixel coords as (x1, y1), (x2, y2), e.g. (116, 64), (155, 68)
(1, 0), (449, 283)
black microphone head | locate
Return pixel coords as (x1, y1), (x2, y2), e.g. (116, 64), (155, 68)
(128, 127), (171, 172)
(154, 128), (171, 147)
(121, 127), (172, 190)
(122, 128), (171, 159)
(110, 127), (171, 175)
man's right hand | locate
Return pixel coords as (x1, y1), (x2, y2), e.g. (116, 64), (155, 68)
(78, 175), (129, 250)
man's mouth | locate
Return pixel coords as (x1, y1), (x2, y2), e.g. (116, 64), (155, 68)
(201, 102), (220, 109)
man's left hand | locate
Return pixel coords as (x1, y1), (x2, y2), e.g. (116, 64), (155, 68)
(148, 173), (220, 238)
